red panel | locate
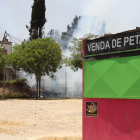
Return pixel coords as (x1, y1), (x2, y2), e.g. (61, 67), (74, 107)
(83, 98), (140, 140)
(82, 39), (85, 139)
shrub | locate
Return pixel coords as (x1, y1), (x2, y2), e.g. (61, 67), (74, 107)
(0, 78), (26, 86)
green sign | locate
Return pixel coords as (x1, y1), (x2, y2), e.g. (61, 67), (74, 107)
(85, 30), (140, 56)
(84, 55), (140, 99)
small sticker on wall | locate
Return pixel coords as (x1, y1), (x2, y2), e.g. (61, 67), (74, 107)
(86, 102), (98, 117)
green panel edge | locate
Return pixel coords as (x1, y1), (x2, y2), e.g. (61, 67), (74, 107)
(84, 55), (140, 99)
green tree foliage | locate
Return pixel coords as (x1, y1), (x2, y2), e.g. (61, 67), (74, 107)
(26, 0), (47, 97)
(63, 34), (98, 71)
(26, 0), (46, 39)
(8, 38), (62, 99)
(0, 48), (7, 73)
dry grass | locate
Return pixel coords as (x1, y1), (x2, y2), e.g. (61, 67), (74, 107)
(38, 137), (82, 140)
(0, 120), (20, 127)
(0, 99), (82, 140)
(0, 121), (20, 134)
(0, 128), (18, 134)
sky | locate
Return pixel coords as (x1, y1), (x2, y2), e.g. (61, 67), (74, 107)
(1, 0), (140, 43)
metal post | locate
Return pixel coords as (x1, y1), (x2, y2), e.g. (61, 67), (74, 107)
(3, 46), (5, 100)
(43, 82), (44, 98)
(65, 67), (67, 98)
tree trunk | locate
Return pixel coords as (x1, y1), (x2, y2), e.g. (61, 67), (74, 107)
(39, 77), (41, 98)
(36, 74), (39, 99)
(39, 27), (42, 38)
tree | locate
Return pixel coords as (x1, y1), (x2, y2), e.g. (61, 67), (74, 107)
(63, 34), (98, 71)
(8, 38), (62, 99)
(0, 50), (6, 82)
(26, 0), (47, 97)
(67, 15), (81, 38)
(26, 0), (46, 39)
(57, 15), (81, 50)
(0, 48), (5, 66)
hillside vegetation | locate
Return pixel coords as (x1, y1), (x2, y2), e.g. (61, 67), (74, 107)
(0, 79), (34, 99)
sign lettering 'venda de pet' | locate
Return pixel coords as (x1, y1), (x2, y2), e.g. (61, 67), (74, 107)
(85, 31), (140, 56)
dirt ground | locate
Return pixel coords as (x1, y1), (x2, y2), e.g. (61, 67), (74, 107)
(0, 99), (82, 140)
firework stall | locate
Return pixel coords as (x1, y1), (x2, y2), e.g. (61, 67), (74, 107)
(83, 28), (140, 140)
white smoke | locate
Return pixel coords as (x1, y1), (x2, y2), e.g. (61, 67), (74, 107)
(41, 48), (82, 97)
(19, 16), (106, 98)
(41, 16), (106, 97)
(73, 16), (106, 38)
(82, 0), (140, 34)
